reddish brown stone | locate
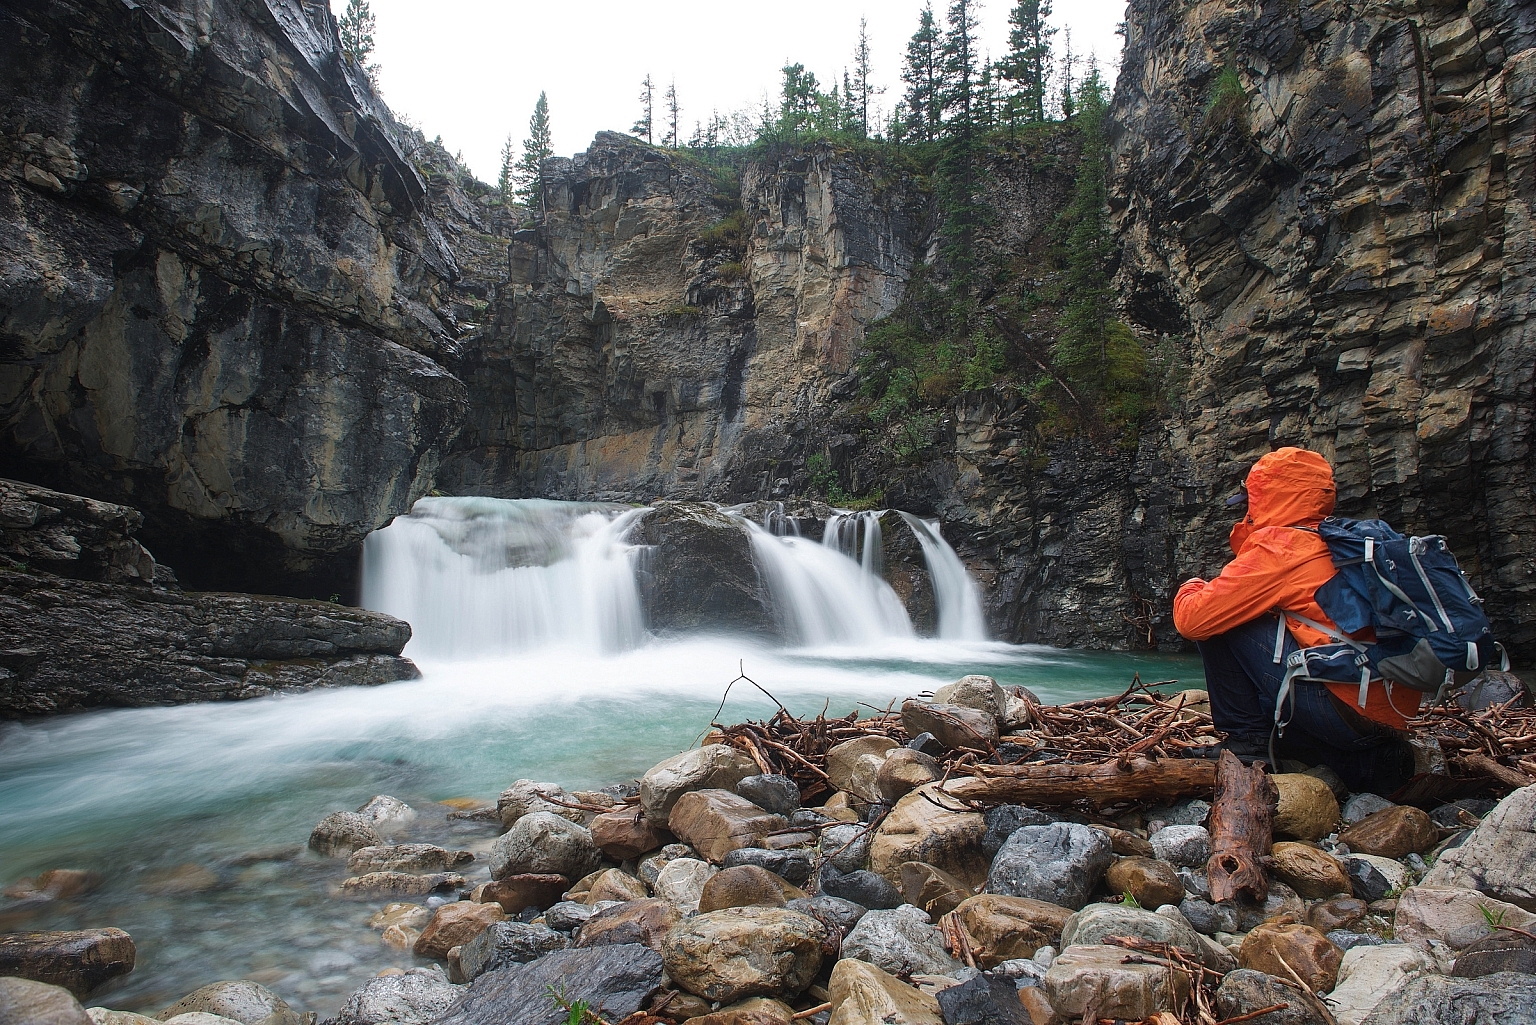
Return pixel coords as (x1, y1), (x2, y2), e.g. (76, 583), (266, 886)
(1338, 806), (1440, 859)
(1238, 922), (1343, 993)
(575, 897), (683, 951)
(591, 804), (669, 861)
(478, 873), (569, 914)
(0, 929), (136, 996)
(667, 790), (789, 864)
(413, 901), (504, 960)
(698, 865), (805, 914)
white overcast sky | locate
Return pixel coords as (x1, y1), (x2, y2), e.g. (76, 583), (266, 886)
(350, 1), (1129, 183)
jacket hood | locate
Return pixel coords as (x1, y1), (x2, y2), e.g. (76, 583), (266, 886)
(1229, 447), (1337, 553)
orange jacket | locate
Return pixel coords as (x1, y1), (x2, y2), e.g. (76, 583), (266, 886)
(1174, 447), (1419, 728)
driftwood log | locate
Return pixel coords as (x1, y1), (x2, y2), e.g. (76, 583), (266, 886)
(944, 755), (1217, 807)
(1207, 750), (1277, 904)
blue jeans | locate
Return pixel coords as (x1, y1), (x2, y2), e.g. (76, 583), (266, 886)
(1197, 613), (1408, 795)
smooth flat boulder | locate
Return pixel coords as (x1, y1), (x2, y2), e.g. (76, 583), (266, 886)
(1422, 783), (1536, 910)
(347, 844), (473, 875)
(324, 966), (463, 1025)
(640, 745), (759, 820)
(154, 981), (299, 1025)
(1042, 944), (1190, 1021)
(869, 783), (987, 886)
(720, 847), (813, 887)
(0, 977), (93, 1025)
(0, 929), (136, 997)
(1358, 971), (1536, 1024)
(1339, 806), (1439, 859)
(413, 902), (505, 961)
(668, 789), (789, 863)
(827, 958), (942, 1025)
(698, 865), (804, 913)
(590, 805), (668, 861)
(841, 905), (962, 977)
(488, 812), (602, 881)
(1329, 945), (1436, 1025)
(985, 823), (1112, 910)
(574, 898), (681, 951)
(579, 868), (648, 905)
(1453, 928), (1536, 977)
(951, 894), (1072, 967)
(455, 923), (568, 983)
(1061, 904), (1211, 966)
(660, 907), (825, 1003)
(826, 736), (900, 804)
(900, 700), (998, 751)
(1270, 842), (1351, 898)
(432, 944), (664, 1025)
(339, 872), (464, 897)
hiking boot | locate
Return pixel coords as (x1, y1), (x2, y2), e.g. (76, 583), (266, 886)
(1189, 735), (1270, 766)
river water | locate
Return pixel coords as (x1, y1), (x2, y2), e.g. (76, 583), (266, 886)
(0, 499), (1203, 1016)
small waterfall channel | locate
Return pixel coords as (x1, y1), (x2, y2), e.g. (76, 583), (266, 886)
(362, 497), (989, 657)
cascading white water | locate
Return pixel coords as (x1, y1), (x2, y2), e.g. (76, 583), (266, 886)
(823, 510), (883, 577)
(361, 497), (648, 659)
(898, 512), (989, 640)
(744, 518), (915, 646)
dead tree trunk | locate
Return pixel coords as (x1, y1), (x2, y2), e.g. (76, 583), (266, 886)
(1206, 750), (1276, 904)
(943, 756), (1216, 807)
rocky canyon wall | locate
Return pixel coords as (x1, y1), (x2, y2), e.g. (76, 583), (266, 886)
(0, 0), (468, 596)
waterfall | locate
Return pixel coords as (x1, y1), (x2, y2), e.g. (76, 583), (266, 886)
(361, 497), (648, 659)
(744, 518), (915, 646)
(898, 512), (989, 641)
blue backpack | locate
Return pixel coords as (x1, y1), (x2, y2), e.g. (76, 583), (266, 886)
(1274, 517), (1507, 721)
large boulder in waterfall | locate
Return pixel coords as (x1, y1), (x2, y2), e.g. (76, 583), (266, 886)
(637, 502), (775, 636)
(878, 511), (937, 635)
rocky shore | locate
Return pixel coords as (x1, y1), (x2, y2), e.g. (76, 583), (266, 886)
(4, 677), (1535, 1025)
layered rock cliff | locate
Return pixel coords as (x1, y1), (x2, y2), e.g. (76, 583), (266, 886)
(0, 0), (467, 596)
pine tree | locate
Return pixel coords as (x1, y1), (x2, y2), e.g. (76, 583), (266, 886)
(1000, 0), (1055, 124)
(901, 5), (943, 142)
(852, 16), (881, 138)
(632, 75), (654, 144)
(1060, 29), (1077, 119)
(779, 63), (821, 137)
(337, 0), (379, 84)
(1055, 66), (1112, 382)
(514, 92), (553, 210)
(497, 134), (514, 205)
(842, 70), (861, 134)
(664, 79), (680, 148)
(941, 0), (980, 134)
(939, 0), (984, 293)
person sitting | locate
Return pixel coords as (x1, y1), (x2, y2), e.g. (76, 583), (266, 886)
(1173, 447), (1416, 795)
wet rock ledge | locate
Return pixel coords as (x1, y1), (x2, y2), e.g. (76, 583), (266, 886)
(0, 478), (418, 717)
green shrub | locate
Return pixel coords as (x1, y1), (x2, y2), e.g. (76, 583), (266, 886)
(663, 303), (704, 318)
(715, 261), (747, 282)
(694, 211), (747, 257)
(1206, 65), (1249, 130)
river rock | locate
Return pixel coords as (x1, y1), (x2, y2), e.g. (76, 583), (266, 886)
(1272, 774), (1340, 841)
(661, 907), (825, 1002)
(1453, 928), (1536, 977)
(1429, 799), (1497, 829)
(1146, 798), (1212, 830)
(489, 812), (602, 881)
(822, 822), (874, 872)
(1149, 825), (1211, 867)
(0, 929), (136, 997)
(876, 749), (942, 802)
(582, 806), (660, 861)
(720, 847), (813, 886)
(933, 675), (1009, 717)
(541, 901), (595, 933)
(900, 700), (998, 751)
(1061, 904), (1210, 964)
(986, 823), (1112, 910)
(575, 898), (681, 951)
(819, 865), (905, 910)
(640, 844), (695, 887)
(1344, 854), (1409, 903)
(496, 781), (583, 829)
(356, 795), (416, 833)
(684, 996), (797, 1025)
(0, 978), (92, 1025)
(1213, 969), (1328, 1025)
(1104, 857), (1184, 909)
(340, 872), (465, 898)
(454, 922), (568, 982)
(413, 902), (505, 960)
(324, 965), (463, 1025)
(155, 981), (299, 1025)
(827, 958), (942, 1025)
(87, 1011), (161, 1025)
(1093, 825), (1156, 858)
(347, 845), (473, 875)
(309, 812), (383, 857)
(826, 737), (901, 804)
(1042, 944), (1190, 1020)
(31, 871), (101, 900)
(433, 944), (664, 1025)
(580, 868), (648, 905)
(1308, 896), (1369, 933)
(1339, 806), (1439, 859)
(1179, 896), (1239, 936)
(668, 789), (789, 863)
(1343, 794), (1396, 825)
(369, 903), (431, 930)
(1233, 880), (1307, 932)
(819, 792), (863, 822)
(842, 905), (962, 977)
(1270, 842), (1351, 898)
(870, 783), (987, 886)
(934, 973), (1031, 1025)
(952, 894), (1072, 967)
(1422, 783), (1536, 910)
(981, 806), (1055, 857)
(1328, 945), (1437, 1025)
(1393, 885), (1536, 950)
(654, 857), (717, 914)
(1357, 971), (1536, 1024)
(786, 894), (868, 938)
(898, 862), (973, 918)
(736, 774), (801, 816)
(699, 865), (804, 913)
(1238, 922), (1343, 993)
(640, 745), (760, 820)
(478, 874), (569, 915)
